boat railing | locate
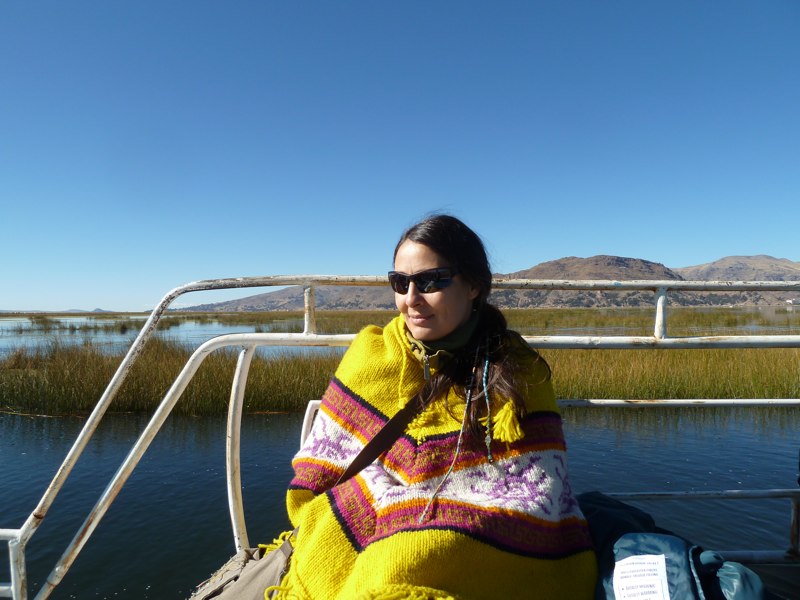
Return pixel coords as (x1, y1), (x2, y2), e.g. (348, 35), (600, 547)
(4, 275), (800, 600)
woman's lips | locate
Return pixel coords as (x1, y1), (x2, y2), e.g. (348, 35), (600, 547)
(408, 314), (432, 325)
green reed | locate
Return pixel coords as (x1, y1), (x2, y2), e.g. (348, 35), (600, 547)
(505, 306), (800, 337)
(0, 340), (343, 416)
(2, 342), (798, 417)
(542, 347), (800, 400)
(3, 308), (799, 416)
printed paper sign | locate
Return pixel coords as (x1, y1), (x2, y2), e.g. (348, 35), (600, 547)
(612, 554), (670, 600)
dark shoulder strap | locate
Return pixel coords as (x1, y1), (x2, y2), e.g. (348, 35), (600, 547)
(335, 397), (422, 486)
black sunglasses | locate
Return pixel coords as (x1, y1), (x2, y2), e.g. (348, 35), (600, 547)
(387, 267), (459, 294)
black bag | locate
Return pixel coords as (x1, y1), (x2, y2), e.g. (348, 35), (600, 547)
(577, 492), (783, 600)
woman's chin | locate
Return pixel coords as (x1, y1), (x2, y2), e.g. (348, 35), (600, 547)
(407, 323), (437, 342)
(408, 324), (451, 343)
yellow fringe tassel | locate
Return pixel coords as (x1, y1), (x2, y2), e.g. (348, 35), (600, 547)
(258, 529), (295, 554)
(482, 400), (524, 443)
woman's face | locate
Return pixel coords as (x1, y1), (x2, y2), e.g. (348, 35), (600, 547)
(393, 240), (479, 342)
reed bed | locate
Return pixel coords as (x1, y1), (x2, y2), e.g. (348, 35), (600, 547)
(2, 308), (799, 416)
(0, 340), (342, 416)
(2, 341), (798, 417)
(543, 347), (800, 400)
(505, 306), (800, 337)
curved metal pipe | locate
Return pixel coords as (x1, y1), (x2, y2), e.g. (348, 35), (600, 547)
(227, 346), (256, 551)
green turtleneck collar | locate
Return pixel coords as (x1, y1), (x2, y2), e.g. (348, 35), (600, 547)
(406, 309), (480, 371)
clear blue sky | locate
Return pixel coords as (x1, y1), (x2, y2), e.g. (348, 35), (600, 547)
(2, 1), (798, 311)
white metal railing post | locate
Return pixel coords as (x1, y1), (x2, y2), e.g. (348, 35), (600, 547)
(9, 539), (23, 600)
(226, 346), (256, 552)
(304, 285), (317, 334)
(654, 287), (668, 340)
(8, 536), (23, 600)
(0, 529), (24, 600)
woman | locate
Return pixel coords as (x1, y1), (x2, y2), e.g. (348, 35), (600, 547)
(277, 215), (597, 599)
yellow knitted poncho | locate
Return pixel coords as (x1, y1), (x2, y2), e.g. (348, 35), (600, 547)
(278, 316), (596, 599)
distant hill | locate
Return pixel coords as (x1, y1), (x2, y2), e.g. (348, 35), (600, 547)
(187, 285), (397, 312)
(506, 255), (681, 281)
(673, 255), (800, 281)
(494, 256), (682, 308)
(185, 255), (800, 311)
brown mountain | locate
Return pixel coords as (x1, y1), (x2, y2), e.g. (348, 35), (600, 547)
(492, 256), (682, 308)
(186, 255), (800, 311)
(187, 286), (396, 312)
(673, 255), (800, 281)
(505, 254), (800, 306)
(507, 255), (681, 281)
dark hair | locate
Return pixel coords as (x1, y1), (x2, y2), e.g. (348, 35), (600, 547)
(394, 214), (549, 442)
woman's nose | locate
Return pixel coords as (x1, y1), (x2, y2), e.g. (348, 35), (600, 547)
(406, 281), (424, 305)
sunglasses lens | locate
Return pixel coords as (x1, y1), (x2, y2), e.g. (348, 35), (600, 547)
(417, 273), (441, 293)
(389, 269), (456, 294)
(388, 273), (410, 294)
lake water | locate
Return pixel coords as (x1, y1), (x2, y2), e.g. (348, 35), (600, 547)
(0, 316), (309, 357)
(3, 306), (799, 358)
(3, 312), (800, 597)
(2, 408), (799, 599)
